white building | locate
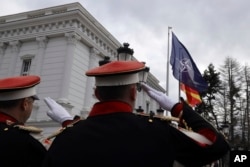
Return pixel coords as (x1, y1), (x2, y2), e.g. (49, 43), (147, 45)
(0, 2), (165, 136)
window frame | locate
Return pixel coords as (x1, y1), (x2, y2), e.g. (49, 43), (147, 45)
(20, 54), (35, 76)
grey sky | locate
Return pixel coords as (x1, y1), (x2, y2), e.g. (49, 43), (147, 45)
(1, 0), (249, 100)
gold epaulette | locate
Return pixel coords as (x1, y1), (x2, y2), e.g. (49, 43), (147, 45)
(134, 112), (179, 123)
(5, 120), (43, 133)
(134, 112), (195, 132)
(46, 116), (82, 140)
(14, 124), (43, 133)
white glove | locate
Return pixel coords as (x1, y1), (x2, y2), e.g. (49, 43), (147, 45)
(44, 97), (73, 124)
(141, 83), (177, 111)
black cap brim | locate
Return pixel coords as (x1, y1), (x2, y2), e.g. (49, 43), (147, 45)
(32, 95), (39, 100)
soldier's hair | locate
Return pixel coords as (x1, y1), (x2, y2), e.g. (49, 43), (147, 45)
(0, 99), (22, 109)
(96, 84), (133, 100)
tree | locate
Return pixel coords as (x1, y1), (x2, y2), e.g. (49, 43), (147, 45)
(242, 64), (250, 148)
(219, 56), (242, 145)
(195, 63), (222, 129)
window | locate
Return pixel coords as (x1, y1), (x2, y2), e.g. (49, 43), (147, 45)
(21, 58), (32, 76)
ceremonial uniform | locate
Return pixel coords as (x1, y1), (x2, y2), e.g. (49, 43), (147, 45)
(42, 61), (230, 167)
(0, 112), (47, 167)
(0, 75), (47, 167)
(43, 101), (229, 167)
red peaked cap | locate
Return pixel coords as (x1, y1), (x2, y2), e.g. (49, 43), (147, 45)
(86, 61), (145, 76)
(86, 61), (146, 86)
(0, 75), (40, 101)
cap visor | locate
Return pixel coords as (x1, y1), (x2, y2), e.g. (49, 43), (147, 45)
(32, 95), (39, 100)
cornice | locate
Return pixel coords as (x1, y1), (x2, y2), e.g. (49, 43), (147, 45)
(0, 2), (82, 23)
(0, 3), (120, 58)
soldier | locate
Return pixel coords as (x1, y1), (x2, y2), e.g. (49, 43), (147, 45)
(0, 75), (75, 167)
(42, 60), (230, 167)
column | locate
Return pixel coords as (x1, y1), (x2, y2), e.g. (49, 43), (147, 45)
(0, 42), (7, 70)
(8, 40), (21, 76)
(0, 42), (7, 55)
(29, 37), (48, 121)
(82, 47), (100, 115)
(35, 36), (48, 75)
(60, 32), (81, 98)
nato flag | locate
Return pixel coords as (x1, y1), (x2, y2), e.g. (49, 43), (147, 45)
(170, 32), (208, 93)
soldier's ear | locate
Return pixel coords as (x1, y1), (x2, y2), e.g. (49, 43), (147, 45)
(94, 87), (102, 101)
(21, 98), (29, 111)
(129, 84), (137, 101)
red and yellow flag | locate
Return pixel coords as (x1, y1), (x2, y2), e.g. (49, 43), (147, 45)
(180, 83), (202, 107)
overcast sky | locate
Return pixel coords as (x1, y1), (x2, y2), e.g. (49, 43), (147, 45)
(1, 0), (249, 101)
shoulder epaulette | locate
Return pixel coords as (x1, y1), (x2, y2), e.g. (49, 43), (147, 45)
(5, 120), (43, 133)
(134, 112), (179, 123)
(134, 112), (193, 131)
(14, 124), (43, 133)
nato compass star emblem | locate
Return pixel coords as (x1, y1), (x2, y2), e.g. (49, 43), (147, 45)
(180, 58), (194, 78)
(179, 58), (200, 86)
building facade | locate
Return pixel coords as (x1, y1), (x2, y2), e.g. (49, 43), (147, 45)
(0, 2), (165, 136)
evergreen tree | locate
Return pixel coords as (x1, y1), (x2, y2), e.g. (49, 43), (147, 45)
(195, 63), (221, 129)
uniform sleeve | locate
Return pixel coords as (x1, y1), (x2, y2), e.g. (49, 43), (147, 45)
(170, 102), (230, 166)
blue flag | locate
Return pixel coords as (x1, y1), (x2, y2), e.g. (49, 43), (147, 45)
(170, 32), (208, 93)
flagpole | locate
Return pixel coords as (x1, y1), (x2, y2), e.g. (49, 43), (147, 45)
(178, 79), (181, 102)
(166, 26), (172, 96)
